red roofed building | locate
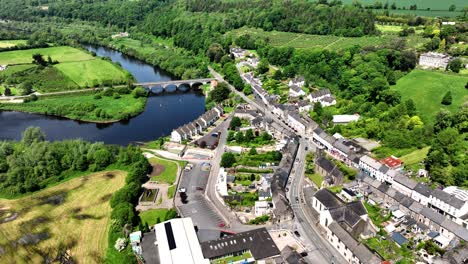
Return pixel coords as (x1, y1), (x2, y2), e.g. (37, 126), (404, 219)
(380, 156), (403, 169)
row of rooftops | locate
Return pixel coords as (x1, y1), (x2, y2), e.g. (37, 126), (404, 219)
(360, 154), (468, 210)
(362, 176), (468, 242)
(173, 105), (223, 136)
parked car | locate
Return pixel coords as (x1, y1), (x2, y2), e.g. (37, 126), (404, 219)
(178, 187), (187, 193)
(294, 231), (301, 237)
(196, 187), (204, 191)
(218, 223), (225, 227)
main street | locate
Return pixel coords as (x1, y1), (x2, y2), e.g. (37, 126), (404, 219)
(289, 138), (347, 264)
(209, 67), (296, 136)
(205, 67), (347, 262)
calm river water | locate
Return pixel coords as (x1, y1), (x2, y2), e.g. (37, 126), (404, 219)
(0, 46), (206, 145)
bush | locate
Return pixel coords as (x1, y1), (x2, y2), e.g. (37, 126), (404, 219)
(94, 94), (102, 100)
(441, 91), (452, 105)
(113, 93), (121, 99)
(103, 88), (114, 97)
(132, 87), (147, 98)
(221, 152), (236, 168)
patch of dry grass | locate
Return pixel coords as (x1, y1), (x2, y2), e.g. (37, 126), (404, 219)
(0, 170), (126, 263)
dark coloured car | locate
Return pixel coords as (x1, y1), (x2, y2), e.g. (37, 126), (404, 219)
(294, 231), (300, 237)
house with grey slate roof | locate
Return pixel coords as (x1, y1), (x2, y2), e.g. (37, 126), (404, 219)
(312, 189), (380, 264)
(170, 105), (223, 143)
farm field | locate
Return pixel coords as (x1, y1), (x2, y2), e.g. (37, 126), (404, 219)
(0, 46), (94, 65)
(340, 0), (466, 12)
(0, 92), (147, 122)
(392, 70), (468, 122)
(0, 170), (126, 263)
(0, 40), (28, 48)
(374, 9), (463, 18)
(228, 27), (427, 50)
(0, 46), (132, 92)
(55, 59), (128, 87)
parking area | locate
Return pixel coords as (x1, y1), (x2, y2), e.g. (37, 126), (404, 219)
(178, 193), (224, 231)
(178, 163), (210, 195)
(176, 162), (224, 234)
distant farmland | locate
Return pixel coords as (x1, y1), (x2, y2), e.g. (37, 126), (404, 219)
(341, 0), (466, 17)
(341, 0), (466, 11)
(228, 27), (428, 51)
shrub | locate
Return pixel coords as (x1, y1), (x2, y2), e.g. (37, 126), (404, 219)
(132, 87), (147, 98)
(221, 152), (236, 168)
(441, 91), (452, 105)
(103, 88), (114, 97)
(94, 94), (102, 100)
(113, 93), (121, 99)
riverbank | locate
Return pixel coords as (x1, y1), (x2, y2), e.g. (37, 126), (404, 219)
(0, 91), (147, 123)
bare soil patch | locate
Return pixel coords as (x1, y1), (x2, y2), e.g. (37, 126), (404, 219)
(150, 164), (166, 177)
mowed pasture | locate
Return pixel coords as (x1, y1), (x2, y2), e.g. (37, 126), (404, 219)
(0, 170), (126, 263)
(392, 70), (468, 122)
(0, 46), (94, 65)
(55, 59), (128, 87)
(0, 40), (28, 48)
(149, 156), (179, 185)
(229, 27), (426, 50)
(340, 0), (466, 12)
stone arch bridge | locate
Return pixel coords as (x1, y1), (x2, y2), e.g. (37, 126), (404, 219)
(134, 78), (216, 91)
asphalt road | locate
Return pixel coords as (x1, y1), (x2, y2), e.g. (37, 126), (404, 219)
(289, 139), (347, 264)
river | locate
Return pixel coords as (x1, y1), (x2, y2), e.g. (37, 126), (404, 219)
(0, 46), (206, 145)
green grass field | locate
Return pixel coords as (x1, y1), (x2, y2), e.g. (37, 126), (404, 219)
(55, 59), (128, 87)
(0, 92), (146, 122)
(400, 147), (430, 166)
(0, 64), (35, 78)
(307, 173), (323, 188)
(0, 170), (126, 263)
(373, 8), (463, 18)
(0, 40), (28, 48)
(228, 27), (427, 50)
(139, 208), (177, 226)
(392, 70), (468, 122)
(0, 46), (94, 65)
(149, 156), (179, 185)
(341, 0), (466, 11)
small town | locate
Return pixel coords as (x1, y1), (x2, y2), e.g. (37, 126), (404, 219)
(0, 1), (466, 264)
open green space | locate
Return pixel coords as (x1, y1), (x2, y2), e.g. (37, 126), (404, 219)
(307, 173), (323, 188)
(400, 147), (430, 167)
(0, 47), (132, 92)
(392, 70), (468, 122)
(0, 46), (94, 65)
(55, 59), (128, 87)
(340, 0), (466, 12)
(374, 8), (463, 18)
(167, 185), (177, 199)
(0, 40), (27, 48)
(0, 170), (126, 263)
(0, 64), (35, 78)
(149, 156), (179, 185)
(0, 92), (146, 122)
(228, 27), (427, 50)
(138, 208), (177, 226)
